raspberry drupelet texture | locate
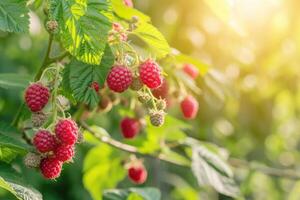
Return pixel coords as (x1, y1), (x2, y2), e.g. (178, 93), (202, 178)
(25, 82), (50, 112)
(33, 130), (57, 153)
(180, 95), (199, 119)
(55, 119), (78, 145)
(40, 157), (62, 179)
(139, 59), (163, 89)
(120, 117), (140, 139)
(54, 145), (75, 162)
(107, 65), (133, 93)
(24, 153), (41, 168)
(128, 165), (147, 184)
(182, 63), (199, 79)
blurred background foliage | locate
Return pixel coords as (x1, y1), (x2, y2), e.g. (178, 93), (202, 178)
(1, 0), (300, 199)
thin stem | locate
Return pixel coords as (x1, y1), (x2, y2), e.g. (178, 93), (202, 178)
(51, 65), (60, 124)
(34, 34), (54, 81)
(80, 121), (187, 166)
(146, 87), (157, 110)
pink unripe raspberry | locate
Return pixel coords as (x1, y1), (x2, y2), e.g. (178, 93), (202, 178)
(123, 0), (133, 7)
(25, 82), (50, 112)
(139, 59), (163, 89)
(33, 130), (57, 153)
(120, 117), (140, 139)
(40, 157), (62, 179)
(180, 95), (199, 119)
(55, 119), (78, 145)
(112, 22), (122, 32)
(106, 65), (133, 93)
(128, 164), (147, 184)
(183, 64), (199, 79)
(54, 145), (75, 162)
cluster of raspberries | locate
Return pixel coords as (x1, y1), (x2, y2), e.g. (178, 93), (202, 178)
(25, 119), (79, 179)
(24, 82), (79, 179)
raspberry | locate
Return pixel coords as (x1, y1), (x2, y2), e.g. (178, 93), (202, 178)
(152, 79), (168, 99)
(90, 81), (100, 92)
(24, 153), (41, 168)
(31, 111), (48, 127)
(107, 65), (133, 93)
(120, 117), (140, 139)
(149, 110), (165, 127)
(128, 165), (147, 184)
(180, 95), (199, 119)
(54, 145), (75, 162)
(123, 0), (133, 7)
(33, 130), (57, 153)
(139, 59), (163, 89)
(46, 20), (58, 33)
(40, 157), (62, 179)
(130, 76), (143, 91)
(55, 119), (78, 145)
(183, 63), (199, 79)
(25, 82), (50, 112)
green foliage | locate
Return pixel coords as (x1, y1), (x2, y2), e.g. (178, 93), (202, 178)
(83, 144), (126, 200)
(131, 23), (170, 59)
(49, 0), (113, 64)
(0, 0), (29, 33)
(0, 163), (42, 200)
(103, 187), (161, 200)
(64, 45), (114, 107)
(111, 0), (150, 22)
(191, 145), (239, 197)
(0, 123), (30, 163)
(0, 73), (31, 90)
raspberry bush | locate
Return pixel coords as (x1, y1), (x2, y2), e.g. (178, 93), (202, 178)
(0, 0), (285, 199)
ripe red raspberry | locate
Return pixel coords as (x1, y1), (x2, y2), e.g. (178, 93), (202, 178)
(152, 79), (169, 99)
(183, 64), (199, 79)
(54, 145), (75, 162)
(120, 117), (140, 139)
(106, 65), (133, 93)
(128, 164), (147, 184)
(139, 59), (163, 89)
(40, 157), (62, 179)
(123, 0), (133, 7)
(25, 82), (50, 112)
(90, 81), (100, 92)
(180, 95), (199, 119)
(33, 130), (57, 153)
(55, 119), (78, 145)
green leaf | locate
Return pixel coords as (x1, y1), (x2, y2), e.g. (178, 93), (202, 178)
(0, 0), (30, 33)
(0, 123), (30, 163)
(83, 144), (126, 200)
(0, 163), (42, 200)
(103, 187), (161, 200)
(111, 0), (150, 22)
(131, 23), (170, 59)
(66, 45), (114, 107)
(191, 145), (240, 197)
(0, 73), (31, 90)
(49, 0), (113, 64)
(174, 53), (209, 76)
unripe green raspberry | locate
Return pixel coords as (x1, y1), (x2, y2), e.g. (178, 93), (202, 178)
(46, 20), (58, 33)
(31, 111), (48, 127)
(149, 110), (165, 127)
(156, 99), (166, 110)
(130, 76), (143, 91)
(24, 152), (42, 168)
(137, 91), (151, 104)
